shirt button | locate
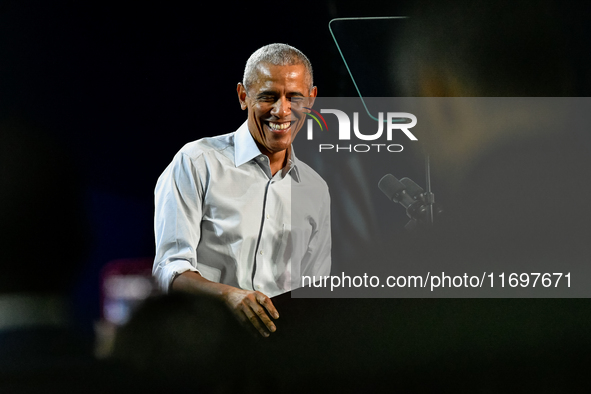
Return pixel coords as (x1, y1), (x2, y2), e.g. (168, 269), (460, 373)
(266, 214), (270, 219)
(259, 250), (263, 255)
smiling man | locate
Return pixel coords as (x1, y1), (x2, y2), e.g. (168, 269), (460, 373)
(153, 44), (331, 337)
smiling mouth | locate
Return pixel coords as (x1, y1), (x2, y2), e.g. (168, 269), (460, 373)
(265, 121), (294, 132)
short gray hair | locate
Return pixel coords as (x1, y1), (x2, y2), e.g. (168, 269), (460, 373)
(242, 43), (313, 93)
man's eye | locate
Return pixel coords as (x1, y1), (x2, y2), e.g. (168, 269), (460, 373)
(290, 97), (304, 102)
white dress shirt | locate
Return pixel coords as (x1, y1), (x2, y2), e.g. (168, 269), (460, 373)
(153, 121), (331, 297)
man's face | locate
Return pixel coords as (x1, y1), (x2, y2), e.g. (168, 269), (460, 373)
(237, 63), (317, 156)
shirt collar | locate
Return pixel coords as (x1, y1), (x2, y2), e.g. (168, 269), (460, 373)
(234, 121), (301, 183)
(234, 121), (262, 167)
(285, 147), (301, 182)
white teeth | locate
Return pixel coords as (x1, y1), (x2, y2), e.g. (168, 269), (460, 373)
(268, 122), (290, 130)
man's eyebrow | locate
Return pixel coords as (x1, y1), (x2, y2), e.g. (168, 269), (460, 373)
(255, 90), (307, 97)
(256, 90), (277, 97)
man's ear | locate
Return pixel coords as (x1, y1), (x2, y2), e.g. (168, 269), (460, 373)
(237, 83), (248, 110)
(307, 86), (318, 107)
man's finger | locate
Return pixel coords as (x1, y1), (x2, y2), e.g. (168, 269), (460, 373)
(248, 298), (277, 333)
(240, 303), (271, 337)
(255, 293), (280, 319)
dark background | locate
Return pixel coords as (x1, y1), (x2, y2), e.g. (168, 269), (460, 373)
(2, 0), (591, 328)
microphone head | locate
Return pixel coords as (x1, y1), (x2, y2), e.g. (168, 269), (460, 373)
(400, 177), (424, 199)
(378, 174), (406, 203)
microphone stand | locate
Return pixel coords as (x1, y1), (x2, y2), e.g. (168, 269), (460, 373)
(378, 154), (439, 230)
(424, 154), (435, 226)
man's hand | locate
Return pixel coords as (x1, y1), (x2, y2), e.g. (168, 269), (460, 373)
(171, 271), (279, 338)
(221, 287), (279, 338)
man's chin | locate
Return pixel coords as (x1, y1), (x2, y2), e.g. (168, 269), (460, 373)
(269, 144), (291, 153)
(266, 133), (292, 147)
(263, 140), (291, 154)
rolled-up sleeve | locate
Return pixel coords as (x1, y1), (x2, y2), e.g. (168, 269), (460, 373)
(153, 151), (203, 292)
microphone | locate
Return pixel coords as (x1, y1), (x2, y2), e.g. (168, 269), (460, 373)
(400, 177), (424, 200)
(378, 174), (437, 226)
(378, 174), (422, 210)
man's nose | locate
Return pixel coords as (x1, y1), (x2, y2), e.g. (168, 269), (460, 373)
(271, 96), (290, 118)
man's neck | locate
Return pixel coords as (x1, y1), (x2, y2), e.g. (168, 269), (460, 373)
(266, 150), (288, 176)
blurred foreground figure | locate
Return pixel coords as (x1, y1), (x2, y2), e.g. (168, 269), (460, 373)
(110, 292), (278, 393)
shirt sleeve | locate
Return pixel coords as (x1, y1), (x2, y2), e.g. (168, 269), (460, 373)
(153, 151), (203, 292)
(301, 186), (332, 278)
